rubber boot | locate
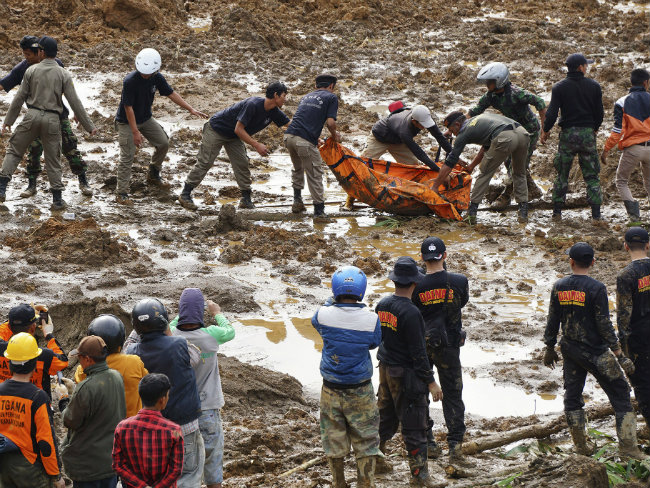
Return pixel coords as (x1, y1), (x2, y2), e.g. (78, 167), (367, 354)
(291, 187), (305, 213)
(526, 171), (543, 200)
(465, 202), (478, 224)
(517, 202), (529, 223)
(327, 457), (347, 488)
(356, 456), (376, 488)
(426, 430), (441, 459)
(407, 448), (437, 487)
(343, 195), (356, 211)
(239, 189), (255, 209)
(51, 189), (66, 211)
(19, 176), (37, 198)
(565, 410), (594, 455)
(313, 202), (326, 218)
(78, 172), (93, 196)
(178, 183), (198, 210)
(116, 193), (133, 206)
(0, 176), (10, 202)
(552, 202), (562, 221)
(448, 442), (472, 467)
(492, 182), (513, 210)
(375, 440), (393, 474)
(147, 165), (170, 189)
(623, 200), (641, 223)
(616, 411), (648, 460)
(591, 204), (602, 221)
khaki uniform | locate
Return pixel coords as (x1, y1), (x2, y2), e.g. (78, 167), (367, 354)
(283, 133), (325, 204)
(1, 59), (94, 190)
(361, 131), (420, 165)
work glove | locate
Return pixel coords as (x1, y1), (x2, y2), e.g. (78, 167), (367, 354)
(543, 346), (559, 369)
(42, 316), (54, 337)
(618, 355), (635, 376)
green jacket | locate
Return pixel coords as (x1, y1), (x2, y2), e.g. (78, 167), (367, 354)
(61, 362), (126, 481)
(469, 83), (545, 134)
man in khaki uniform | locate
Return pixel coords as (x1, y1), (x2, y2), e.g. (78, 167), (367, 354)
(0, 36), (96, 210)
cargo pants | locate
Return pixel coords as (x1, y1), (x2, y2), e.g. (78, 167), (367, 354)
(25, 118), (86, 177)
(503, 129), (539, 184)
(361, 131), (421, 165)
(628, 342), (650, 425)
(551, 127), (603, 205)
(615, 144), (650, 202)
(0, 108), (64, 190)
(284, 133), (325, 205)
(0, 450), (53, 488)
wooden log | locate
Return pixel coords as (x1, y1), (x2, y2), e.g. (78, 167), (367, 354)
(277, 455), (326, 478)
(446, 466), (527, 487)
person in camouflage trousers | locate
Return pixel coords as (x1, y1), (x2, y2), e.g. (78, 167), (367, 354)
(311, 266), (382, 488)
(541, 53), (604, 220)
(471, 62), (546, 208)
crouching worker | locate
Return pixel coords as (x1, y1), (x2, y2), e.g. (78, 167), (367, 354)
(312, 266), (382, 488)
(0, 333), (64, 488)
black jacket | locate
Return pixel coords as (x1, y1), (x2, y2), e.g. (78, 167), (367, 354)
(543, 71), (603, 132)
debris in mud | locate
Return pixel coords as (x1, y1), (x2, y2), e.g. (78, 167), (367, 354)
(214, 204), (251, 233)
(513, 454), (608, 487)
(352, 256), (383, 276)
(219, 243), (251, 264)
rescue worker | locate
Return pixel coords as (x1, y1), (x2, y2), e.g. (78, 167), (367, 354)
(115, 48), (207, 205)
(0, 36), (97, 210)
(171, 289), (236, 488)
(284, 73), (340, 218)
(73, 314), (148, 418)
(125, 298), (205, 488)
(0, 333), (64, 488)
(470, 62), (546, 208)
(543, 242), (645, 459)
(60, 336), (126, 488)
(412, 237), (469, 463)
(376, 257), (444, 487)
(540, 53), (604, 221)
(432, 110), (531, 223)
(0, 35), (93, 198)
(344, 105), (453, 210)
(616, 227), (650, 431)
(179, 82), (290, 210)
(311, 266), (382, 488)
(0, 303), (68, 401)
(601, 68), (650, 222)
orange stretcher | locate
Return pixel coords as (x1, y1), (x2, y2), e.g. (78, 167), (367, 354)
(319, 139), (472, 220)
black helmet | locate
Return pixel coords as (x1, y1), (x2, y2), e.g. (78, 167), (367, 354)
(88, 314), (125, 354)
(131, 298), (169, 335)
(19, 36), (39, 51)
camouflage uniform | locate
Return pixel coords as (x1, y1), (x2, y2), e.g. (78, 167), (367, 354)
(320, 382), (381, 458)
(551, 127), (603, 205)
(25, 118), (86, 178)
(469, 83), (544, 178)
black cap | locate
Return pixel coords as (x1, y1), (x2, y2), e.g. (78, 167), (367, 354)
(565, 53), (593, 70)
(443, 110), (465, 128)
(38, 36), (57, 57)
(8, 304), (38, 329)
(20, 35), (39, 51)
(421, 237), (446, 261)
(315, 73), (337, 86)
(625, 226), (650, 244)
(389, 256), (423, 285)
(566, 242), (594, 262)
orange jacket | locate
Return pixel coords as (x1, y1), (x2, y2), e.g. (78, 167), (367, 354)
(604, 86), (650, 152)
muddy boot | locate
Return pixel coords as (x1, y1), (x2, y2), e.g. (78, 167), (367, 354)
(623, 200), (641, 223)
(147, 165), (170, 189)
(313, 202), (326, 218)
(291, 187), (305, 213)
(552, 202), (562, 222)
(616, 411), (648, 460)
(426, 431), (441, 459)
(566, 410), (594, 455)
(491, 182), (513, 210)
(342, 195), (356, 211)
(77, 172), (93, 196)
(51, 189), (66, 211)
(407, 448), (437, 487)
(0, 176), (9, 202)
(20, 176), (37, 198)
(116, 193), (134, 206)
(327, 457), (347, 488)
(356, 456), (376, 488)
(375, 441), (393, 474)
(178, 183), (198, 210)
(239, 189), (255, 209)
(526, 171), (543, 200)
(448, 442), (472, 467)
(465, 202), (478, 224)
(517, 202), (529, 223)
(591, 204), (602, 221)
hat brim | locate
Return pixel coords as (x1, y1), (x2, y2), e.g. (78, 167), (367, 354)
(389, 270), (424, 285)
(69, 348), (80, 357)
(422, 252), (443, 261)
(416, 115), (435, 128)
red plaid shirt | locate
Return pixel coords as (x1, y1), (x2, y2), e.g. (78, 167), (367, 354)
(112, 409), (184, 488)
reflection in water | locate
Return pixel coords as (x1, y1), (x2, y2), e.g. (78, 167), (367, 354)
(291, 317), (323, 352)
(239, 319), (287, 343)
(238, 316), (323, 352)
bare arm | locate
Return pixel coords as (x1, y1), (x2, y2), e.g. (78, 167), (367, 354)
(326, 117), (340, 142)
(167, 92), (208, 118)
(234, 121), (268, 156)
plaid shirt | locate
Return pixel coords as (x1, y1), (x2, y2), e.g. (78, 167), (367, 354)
(112, 409), (184, 488)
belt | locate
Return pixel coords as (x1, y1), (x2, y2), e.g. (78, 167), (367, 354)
(323, 379), (371, 390)
(26, 104), (60, 115)
(638, 141), (650, 147)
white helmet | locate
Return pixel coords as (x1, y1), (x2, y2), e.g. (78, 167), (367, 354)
(135, 48), (161, 75)
(476, 62), (510, 89)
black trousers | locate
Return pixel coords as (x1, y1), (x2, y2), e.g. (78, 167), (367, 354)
(629, 344), (650, 421)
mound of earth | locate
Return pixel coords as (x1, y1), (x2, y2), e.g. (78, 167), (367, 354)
(514, 455), (608, 487)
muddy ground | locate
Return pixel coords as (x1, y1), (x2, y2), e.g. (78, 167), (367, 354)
(1, 0), (649, 486)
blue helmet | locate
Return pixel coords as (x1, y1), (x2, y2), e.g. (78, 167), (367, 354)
(332, 266), (367, 301)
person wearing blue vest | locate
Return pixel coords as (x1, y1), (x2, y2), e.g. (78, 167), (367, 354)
(312, 266), (382, 488)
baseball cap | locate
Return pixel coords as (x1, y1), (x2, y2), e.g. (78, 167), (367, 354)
(389, 256), (423, 285)
(38, 36), (57, 56)
(20, 35), (39, 50)
(565, 53), (593, 70)
(388, 101), (405, 113)
(625, 226), (650, 244)
(411, 105), (435, 129)
(566, 242), (594, 262)
(70, 335), (107, 358)
(8, 304), (38, 329)
(315, 73), (337, 86)
(421, 236), (446, 261)
(444, 110), (465, 128)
